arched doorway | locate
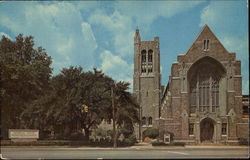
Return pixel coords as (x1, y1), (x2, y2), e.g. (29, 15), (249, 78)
(200, 118), (215, 142)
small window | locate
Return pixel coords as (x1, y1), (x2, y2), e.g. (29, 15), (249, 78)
(148, 117), (152, 125)
(207, 40), (209, 50)
(189, 123), (194, 135)
(142, 117), (146, 126)
(203, 39), (210, 51)
(148, 50), (153, 62)
(222, 123), (227, 135)
(203, 40), (206, 50)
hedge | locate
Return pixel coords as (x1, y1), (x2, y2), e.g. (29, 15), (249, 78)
(152, 141), (185, 146)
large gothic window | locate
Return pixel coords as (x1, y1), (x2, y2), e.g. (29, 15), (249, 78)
(190, 71), (219, 113)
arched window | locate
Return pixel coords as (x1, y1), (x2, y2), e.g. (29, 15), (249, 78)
(142, 117), (146, 126)
(190, 71), (219, 113)
(141, 50), (147, 73)
(141, 50), (146, 63)
(148, 50), (153, 72)
(203, 39), (210, 51)
(148, 117), (152, 125)
(188, 57), (225, 114)
(148, 50), (153, 62)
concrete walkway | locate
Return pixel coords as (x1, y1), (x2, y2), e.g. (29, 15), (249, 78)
(2, 143), (248, 150)
(3, 139), (248, 150)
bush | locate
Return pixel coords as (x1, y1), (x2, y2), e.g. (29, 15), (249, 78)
(69, 132), (85, 140)
(238, 137), (249, 145)
(144, 137), (152, 142)
(172, 142), (185, 146)
(143, 128), (159, 139)
(152, 141), (185, 146)
(1, 140), (71, 146)
(54, 133), (65, 140)
(152, 142), (166, 146)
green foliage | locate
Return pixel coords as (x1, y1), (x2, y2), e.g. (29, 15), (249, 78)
(151, 141), (185, 146)
(238, 137), (249, 145)
(69, 132), (85, 140)
(0, 34), (139, 142)
(90, 127), (112, 140)
(151, 141), (166, 146)
(0, 34), (52, 138)
(143, 128), (159, 139)
(123, 134), (137, 146)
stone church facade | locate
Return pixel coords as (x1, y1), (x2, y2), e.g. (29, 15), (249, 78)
(133, 25), (249, 144)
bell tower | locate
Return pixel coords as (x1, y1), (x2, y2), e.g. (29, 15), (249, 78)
(133, 29), (161, 140)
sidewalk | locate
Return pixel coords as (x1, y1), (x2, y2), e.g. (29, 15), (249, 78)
(2, 143), (249, 150)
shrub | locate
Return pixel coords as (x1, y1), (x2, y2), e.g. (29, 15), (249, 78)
(69, 132), (85, 140)
(172, 142), (185, 146)
(54, 133), (65, 140)
(238, 137), (249, 145)
(152, 142), (166, 146)
(152, 141), (185, 146)
(144, 137), (152, 142)
(125, 134), (137, 146)
(143, 128), (159, 139)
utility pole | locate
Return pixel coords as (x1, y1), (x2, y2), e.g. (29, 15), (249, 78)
(111, 85), (117, 148)
(139, 91), (142, 142)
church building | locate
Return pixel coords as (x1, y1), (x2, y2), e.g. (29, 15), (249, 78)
(133, 25), (249, 144)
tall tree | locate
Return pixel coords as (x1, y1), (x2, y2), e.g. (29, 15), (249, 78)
(26, 67), (114, 139)
(113, 82), (139, 139)
(0, 34), (52, 138)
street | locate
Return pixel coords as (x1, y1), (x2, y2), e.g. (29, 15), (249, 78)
(1, 146), (249, 159)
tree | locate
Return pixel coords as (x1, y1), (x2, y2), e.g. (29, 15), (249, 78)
(0, 34), (52, 138)
(0, 34), (139, 142)
(112, 81), (139, 146)
(26, 67), (114, 140)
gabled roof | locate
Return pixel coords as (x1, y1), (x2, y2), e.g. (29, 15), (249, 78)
(186, 24), (229, 54)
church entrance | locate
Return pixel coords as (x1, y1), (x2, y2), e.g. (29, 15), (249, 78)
(200, 118), (214, 143)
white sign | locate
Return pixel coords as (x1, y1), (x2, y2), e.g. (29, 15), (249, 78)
(9, 129), (39, 139)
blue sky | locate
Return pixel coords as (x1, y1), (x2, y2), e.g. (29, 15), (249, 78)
(0, 0), (248, 94)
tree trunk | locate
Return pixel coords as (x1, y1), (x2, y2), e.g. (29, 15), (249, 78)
(84, 127), (90, 141)
(111, 87), (117, 148)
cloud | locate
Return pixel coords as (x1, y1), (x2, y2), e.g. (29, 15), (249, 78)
(0, 32), (12, 40)
(200, 1), (247, 33)
(100, 50), (133, 88)
(116, 1), (204, 30)
(0, 1), (98, 74)
(200, 0), (249, 94)
(89, 9), (134, 57)
(88, 1), (204, 91)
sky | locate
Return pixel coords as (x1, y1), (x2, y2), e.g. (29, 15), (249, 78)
(0, 0), (248, 94)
